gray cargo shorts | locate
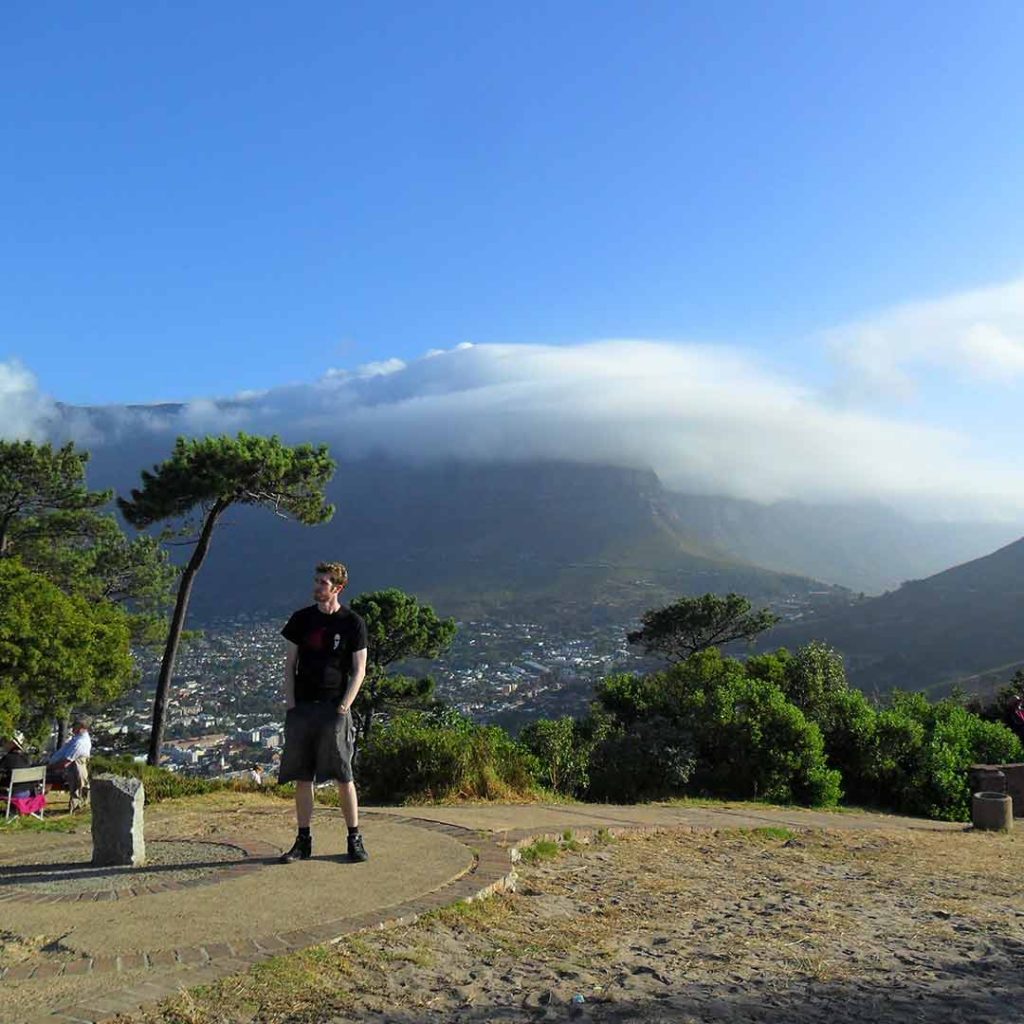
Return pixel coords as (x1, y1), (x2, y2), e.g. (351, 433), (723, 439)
(278, 702), (356, 784)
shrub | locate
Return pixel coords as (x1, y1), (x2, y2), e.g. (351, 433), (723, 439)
(586, 714), (695, 802)
(591, 650), (841, 807)
(760, 643), (879, 804)
(863, 691), (1024, 820)
(89, 755), (229, 803)
(519, 716), (594, 796)
(355, 711), (539, 803)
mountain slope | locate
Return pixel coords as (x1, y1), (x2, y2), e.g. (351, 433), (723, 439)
(767, 536), (1024, 695)
(666, 493), (1021, 595)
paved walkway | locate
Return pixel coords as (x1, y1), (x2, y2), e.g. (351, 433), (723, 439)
(0, 801), (966, 1024)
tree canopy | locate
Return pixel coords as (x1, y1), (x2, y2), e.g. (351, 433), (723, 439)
(0, 439), (177, 644)
(627, 592), (779, 662)
(0, 558), (134, 741)
(118, 433), (336, 764)
(0, 440), (110, 557)
(349, 587), (456, 738)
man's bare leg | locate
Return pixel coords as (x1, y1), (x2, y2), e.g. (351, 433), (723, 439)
(337, 780), (358, 829)
(279, 780), (316, 863)
(339, 780), (368, 860)
(294, 780), (315, 828)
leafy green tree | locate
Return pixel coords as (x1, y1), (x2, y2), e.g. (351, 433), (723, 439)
(593, 649), (841, 806)
(118, 433), (336, 764)
(0, 439), (178, 644)
(15, 512), (178, 644)
(0, 440), (110, 556)
(519, 716), (595, 796)
(627, 592), (779, 663)
(0, 559), (134, 741)
(751, 642), (879, 803)
(587, 714), (695, 802)
(349, 588), (456, 739)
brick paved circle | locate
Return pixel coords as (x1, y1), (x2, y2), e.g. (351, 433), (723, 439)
(0, 836), (273, 905)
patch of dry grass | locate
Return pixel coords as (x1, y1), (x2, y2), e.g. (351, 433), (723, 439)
(118, 824), (1024, 1024)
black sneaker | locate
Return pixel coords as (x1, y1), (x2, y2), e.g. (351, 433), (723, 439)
(279, 834), (312, 863)
(347, 832), (369, 862)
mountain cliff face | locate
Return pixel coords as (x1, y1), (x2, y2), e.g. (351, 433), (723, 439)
(147, 458), (829, 625)
(767, 536), (1024, 695)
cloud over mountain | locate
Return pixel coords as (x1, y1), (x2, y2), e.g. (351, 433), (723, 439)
(3, 334), (1023, 521)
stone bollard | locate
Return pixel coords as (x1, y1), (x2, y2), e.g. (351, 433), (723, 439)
(971, 791), (1013, 832)
(91, 774), (146, 867)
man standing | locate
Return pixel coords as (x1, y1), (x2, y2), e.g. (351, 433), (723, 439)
(278, 561), (369, 863)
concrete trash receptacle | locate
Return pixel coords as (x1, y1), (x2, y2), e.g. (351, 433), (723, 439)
(969, 767), (1006, 794)
(972, 791), (1013, 831)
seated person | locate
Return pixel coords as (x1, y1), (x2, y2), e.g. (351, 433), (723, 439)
(49, 716), (92, 808)
(1, 732), (32, 794)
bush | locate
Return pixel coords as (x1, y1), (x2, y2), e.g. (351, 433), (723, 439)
(90, 755), (230, 803)
(591, 650), (841, 807)
(865, 692), (1024, 820)
(760, 643), (879, 804)
(519, 716), (594, 796)
(355, 711), (539, 803)
(587, 715), (695, 802)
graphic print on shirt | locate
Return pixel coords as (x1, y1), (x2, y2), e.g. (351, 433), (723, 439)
(305, 627), (328, 651)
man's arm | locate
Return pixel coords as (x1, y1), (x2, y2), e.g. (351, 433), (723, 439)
(338, 648), (367, 714)
(284, 642), (298, 710)
(48, 738), (73, 766)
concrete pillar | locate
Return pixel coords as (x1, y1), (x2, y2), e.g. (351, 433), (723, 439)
(91, 774), (146, 866)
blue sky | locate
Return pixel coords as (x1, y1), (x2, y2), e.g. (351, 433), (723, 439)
(3, 3), (1024, 516)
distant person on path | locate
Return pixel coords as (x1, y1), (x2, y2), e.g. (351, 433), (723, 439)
(48, 715), (92, 811)
(278, 561), (369, 863)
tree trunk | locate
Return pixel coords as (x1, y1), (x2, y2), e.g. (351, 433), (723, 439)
(147, 499), (228, 766)
(0, 512), (13, 557)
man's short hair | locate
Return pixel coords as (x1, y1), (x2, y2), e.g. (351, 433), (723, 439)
(73, 715), (91, 730)
(316, 561), (349, 589)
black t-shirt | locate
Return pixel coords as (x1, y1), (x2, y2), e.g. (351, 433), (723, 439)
(281, 604), (368, 705)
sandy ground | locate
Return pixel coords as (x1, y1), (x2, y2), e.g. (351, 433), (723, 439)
(124, 824), (1024, 1024)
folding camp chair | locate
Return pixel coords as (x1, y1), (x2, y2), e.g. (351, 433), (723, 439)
(3, 765), (47, 821)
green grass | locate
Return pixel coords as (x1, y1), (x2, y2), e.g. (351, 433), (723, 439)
(735, 826), (797, 842)
(0, 812), (87, 833)
(517, 838), (561, 863)
(420, 895), (506, 928)
(561, 828), (582, 851)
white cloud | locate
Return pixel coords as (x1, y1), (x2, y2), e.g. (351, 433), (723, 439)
(23, 333), (1024, 522)
(0, 361), (56, 440)
(827, 276), (1024, 397)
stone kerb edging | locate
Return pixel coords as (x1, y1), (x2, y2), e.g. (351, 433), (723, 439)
(0, 836), (273, 910)
(16, 814), (519, 1024)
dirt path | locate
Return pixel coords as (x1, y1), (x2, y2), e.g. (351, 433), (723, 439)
(125, 824), (1024, 1024)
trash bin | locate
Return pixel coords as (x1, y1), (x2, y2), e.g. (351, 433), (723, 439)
(972, 791), (1013, 831)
